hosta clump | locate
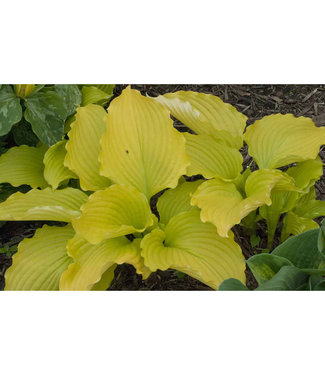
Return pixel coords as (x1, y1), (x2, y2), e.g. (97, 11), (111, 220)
(155, 91), (325, 249)
(0, 87), (246, 290)
(219, 221), (325, 291)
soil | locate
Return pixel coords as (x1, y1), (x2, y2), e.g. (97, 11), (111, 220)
(1, 84), (325, 291)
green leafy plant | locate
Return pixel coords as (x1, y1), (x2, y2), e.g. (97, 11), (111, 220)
(219, 222), (325, 291)
(1, 87), (325, 291)
(0, 87), (246, 290)
(0, 84), (114, 146)
(155, 91), (325, 249)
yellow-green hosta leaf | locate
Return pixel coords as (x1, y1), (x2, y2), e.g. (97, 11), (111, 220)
(141, 211), (246, 289)
(91, 265), (117, 291)
(286, 157), (323, 191)
(155, 91), (247, 148)
(244, 114), (325, 169)
(65, 104), (110, 191)
(72, 184), (153, 244)
(281, 211), (318, 242)
(43, 140), (77, 189)
(5, 224), (74, 291)
(99, 87), (189, 199)
(60, 236), (149, 290)
(0, 187), (88, 222)
(192, 169), (298, 237)
(157, 180), (202, 225)
(184, 133), (243, 180)
(0, 145), (48, 188)
(81, 86), (113, 106)
(294, 187), (325, 219)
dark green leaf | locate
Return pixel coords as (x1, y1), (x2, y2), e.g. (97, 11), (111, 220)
(24, 91), (67, 146)
(256, 266), (309, 291)
(0, 85), (22, 136)
(218, 278), (249, 291)
(11, 119), (39, 146)
(313, 279), (325, 291)
(273, 229), (325, 270)
(55, 85), (82, 117)
(246, 253), (293, 285)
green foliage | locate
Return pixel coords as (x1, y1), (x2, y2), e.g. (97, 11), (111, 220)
(0, 86), (325, 291)
(220, 223), (325, 291)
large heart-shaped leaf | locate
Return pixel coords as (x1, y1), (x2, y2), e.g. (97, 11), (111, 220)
(244, 114), (325, 169)
(64, 104), (110, 191)
(5, 224), (75, 290)
(141, 211), (246, 289)
(155, 90), (247, 148)
(72, 184), (154, 244)
(60, 236), (149, 291)
(0, 145), (48, 188)
(99, 87), (189, 199)
(0, 187), (88, 222)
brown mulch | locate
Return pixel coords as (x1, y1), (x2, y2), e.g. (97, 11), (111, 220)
(1, 84), (325, 291)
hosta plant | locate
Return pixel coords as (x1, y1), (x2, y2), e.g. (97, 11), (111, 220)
(219, 221), (325, 291)
(0, 87), (246, 290)
(155, 91), (325, 249)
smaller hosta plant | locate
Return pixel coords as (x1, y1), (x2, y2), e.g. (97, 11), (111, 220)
(219, 222), (325, 291)
(0, 87), (246, 290)
(155, 91), (325, 248)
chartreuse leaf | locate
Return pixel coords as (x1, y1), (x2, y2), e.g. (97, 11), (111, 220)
(55, 85), (82, 117)
(286, 157), (323, 192)
(81, 86), (113, 106)
(65, 104), (110, 191)
(14, 84), (35, 98)
(91, 265), (117, 291)
(244, 114), (325, 169)
(72, 185), (153, 244)
(184, 133), (243, 180)
(24, 91), (67, 146)
(99, 87), (189, 199)
(157, 180), (202, 225)
(93, 84), (115, 95)
(60, 236), (149, 290)
(0, 145), (48, 188)
(0, 187), (88, 222)
(293, 186), (325, 219)
(0, 85), (23, 136)
(5, 225), (75, 291)
(246, 253), (293, 285)
(273, 229), (325, 270)
(192, 169), (298, 237)
(141, 211), (246, 289)
(43, 140), (77, 189)
(155, 91), (247, 148)
(281, 211), (318, 242)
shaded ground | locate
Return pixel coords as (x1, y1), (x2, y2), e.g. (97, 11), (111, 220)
(1, 84), (325, 290)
